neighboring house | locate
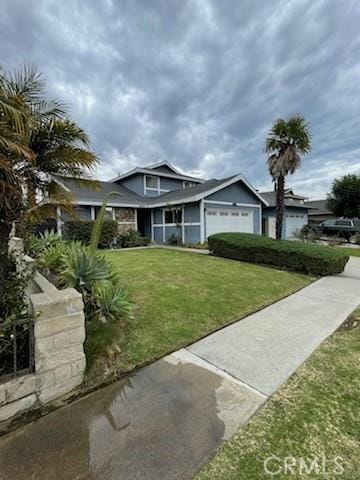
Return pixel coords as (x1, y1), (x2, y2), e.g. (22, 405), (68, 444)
(305, 199), (335, 224)
(56, 161), (267, 244)
(260, 189), (310, 239)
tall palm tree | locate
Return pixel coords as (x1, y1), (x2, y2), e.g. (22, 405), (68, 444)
(0, 65), (98, 296)
(265, 115), (311, 239)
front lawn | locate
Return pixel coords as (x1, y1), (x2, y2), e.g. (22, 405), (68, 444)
(105, 248), (311, 372)
(334, 246), (360, 257)
(196, 309), (360, 480)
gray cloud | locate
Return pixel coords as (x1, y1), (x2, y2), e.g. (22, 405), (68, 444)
(1, 0), (360, 197)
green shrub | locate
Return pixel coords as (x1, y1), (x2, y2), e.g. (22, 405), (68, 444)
(208, 233), (349, 276)
(117, 229), (150, 248)
(60, 244), (114, 294)
(25, 229), (62, 258)
(63, 220), (117, 248)
(93, 282), (132, 324)
(167, 233), (183, 246)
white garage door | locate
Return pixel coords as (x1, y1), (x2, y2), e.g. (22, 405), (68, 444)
(285, 213), (307, 238)
(206, 208), (253, 238)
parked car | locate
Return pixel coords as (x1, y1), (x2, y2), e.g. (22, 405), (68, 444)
(313, 218), (360, 242)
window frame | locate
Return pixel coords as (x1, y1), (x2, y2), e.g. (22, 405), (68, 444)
(164, 208), (183, 225)
(145, 175), (159, 190)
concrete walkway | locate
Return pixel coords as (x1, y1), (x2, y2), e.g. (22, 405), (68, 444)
(0, 258), (359, 480)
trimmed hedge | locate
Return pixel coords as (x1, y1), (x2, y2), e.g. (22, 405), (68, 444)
(64, 220), (117, 248)
(208, 233), (349, 276)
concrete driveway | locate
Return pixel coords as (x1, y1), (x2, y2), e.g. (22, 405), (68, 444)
(0, 258), (359, 480)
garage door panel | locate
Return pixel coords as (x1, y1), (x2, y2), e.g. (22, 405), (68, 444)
(206, 208), (253, 237)
(285, 213), (307, 238)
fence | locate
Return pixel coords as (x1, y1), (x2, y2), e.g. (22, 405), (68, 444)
(0, 316), (34, 383)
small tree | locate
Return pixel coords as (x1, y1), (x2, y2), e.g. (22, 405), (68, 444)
(265, 115), (311, 239)
(327, 174), (360, 218)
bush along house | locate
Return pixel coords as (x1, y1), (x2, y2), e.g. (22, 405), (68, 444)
(55, 161), (271, 244)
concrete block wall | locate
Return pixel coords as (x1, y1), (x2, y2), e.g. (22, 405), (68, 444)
(0, 270), (86, 423)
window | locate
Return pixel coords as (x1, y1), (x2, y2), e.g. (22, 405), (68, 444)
(183, 181), (196, 188)
(241, 212), (249, 217)
(165, 208), (182, 224)
(335, 220), (351, 226)
(231, 212), (239, 216)
(220, 211), (229, 216)
(104, 207), (113, 220)
(145, 175), (159, 189)
(207, 211), (217, 216)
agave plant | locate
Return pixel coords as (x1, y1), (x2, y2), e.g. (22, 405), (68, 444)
(93, 281), (132, 324)
(36, 242), (67, 279)
(60, 244), (112, 294)
(26, 229), (62, 258)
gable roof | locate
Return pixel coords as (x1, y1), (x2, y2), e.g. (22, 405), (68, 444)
(57, 173), (268, 208)
(58, 177), (144, 207)
(261, 190), (310, 209)
(144, 160), (181, 174)
(148, 174), (268, 207)
(305, 199), (333, 215)
(110, 162), (204, 184)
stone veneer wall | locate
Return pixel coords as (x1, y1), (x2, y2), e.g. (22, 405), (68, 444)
(0, 269), (86, 423)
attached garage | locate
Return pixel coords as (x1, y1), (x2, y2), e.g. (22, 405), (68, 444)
(285, 213), (307, 238)
(205, 208), (253, 238)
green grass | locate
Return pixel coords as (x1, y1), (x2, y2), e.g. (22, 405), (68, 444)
(333, 246), (360, 257)
(196, 309), (360, 480)
(105, 248), (311, 372)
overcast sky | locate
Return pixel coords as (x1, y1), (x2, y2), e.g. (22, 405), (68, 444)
(1, 0), (360, 198)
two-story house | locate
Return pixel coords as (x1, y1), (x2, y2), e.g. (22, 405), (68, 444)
(57, 161), (268, 244)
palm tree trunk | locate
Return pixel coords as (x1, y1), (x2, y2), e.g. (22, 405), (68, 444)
(275, 175), (285, 240)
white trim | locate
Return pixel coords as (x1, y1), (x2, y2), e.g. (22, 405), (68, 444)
(204, 200), (261, 208)
(181, 206), (185, 244)
(112, 208), (116, 221)
(200, 198), (205, 243)
(110, 167), (204, 184)
(90, 206), (95, 221)
(56, 206), (62, 236)
(259, 203), (262, 234)
(75, 200), (141, 208)
(117, 221), (137, 225)
(134, 208), (138, 231)
(151, 210), (154, 241)
(162, 210), (165, 243)
(153, 223), (200, 227)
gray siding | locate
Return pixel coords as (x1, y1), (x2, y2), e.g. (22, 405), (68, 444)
(153, 208), (162, 224)
(120, 174), (144, 195)
(206, 181), (259, 205)
(185, 226), (200, 244)
(151, 165), (177, 174)
(153, 227), (163, 243)
(145, 189), (159, 197)
(184, 202), (200, 222)
(164, 226), (182, 242)
(160, 177), (183, 191)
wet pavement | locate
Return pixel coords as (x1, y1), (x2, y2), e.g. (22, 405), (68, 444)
(0, 350), (265, 480)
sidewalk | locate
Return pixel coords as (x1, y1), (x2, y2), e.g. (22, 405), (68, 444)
(0, 258), (359, 480)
